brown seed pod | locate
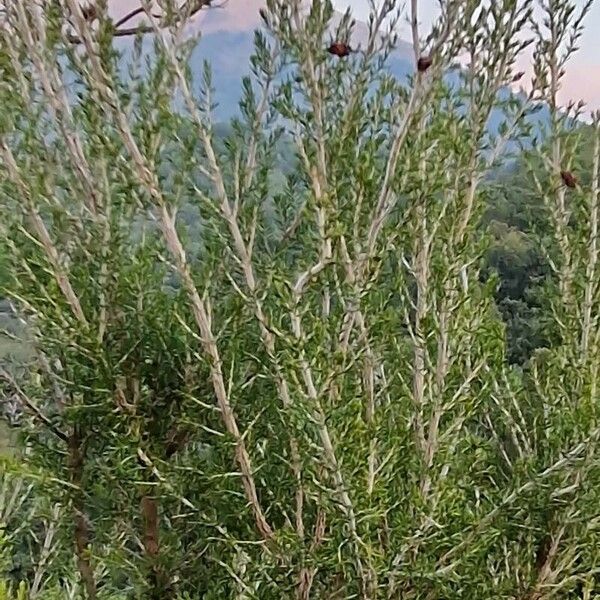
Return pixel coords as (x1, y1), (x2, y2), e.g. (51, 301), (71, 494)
(327, 42), (352, 58)
(560, 170), (578, 189)
(511, 71), (525, 82)
(80, 3), (97, 21)
(164, 426), (190, 458)
(417, 55), (433, 72)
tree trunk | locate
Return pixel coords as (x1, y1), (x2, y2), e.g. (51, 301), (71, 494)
(68, 430), (96, 600)
(141, 494), (170, 598)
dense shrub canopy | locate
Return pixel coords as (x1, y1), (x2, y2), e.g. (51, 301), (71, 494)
(1, 0), (600, 598)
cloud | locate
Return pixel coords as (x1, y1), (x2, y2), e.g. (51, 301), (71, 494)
(511, 53), (600, 111)
(560, 64), (600, 111)
(109, 0), (264, 32)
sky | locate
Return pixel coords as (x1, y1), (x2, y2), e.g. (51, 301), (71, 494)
(332, 0), (600, 63)
(112, 0), (600, 110)
(331, 0), (600, 110)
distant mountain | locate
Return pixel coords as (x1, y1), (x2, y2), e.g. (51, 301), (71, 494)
(114, 1), (415, 120)
(188, 33), (415, 120)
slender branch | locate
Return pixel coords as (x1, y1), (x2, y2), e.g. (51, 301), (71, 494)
(580, 114), (600, 360)
(365, 2), (461, 260)
(30, 503), (61, 599)
(410, 200), (430, 457)
(114, 6), (146, 29)
(0, 367), (69, 443)
(140, 1), (306, 539)
(68, 428), (97, 600)
(0, 140), (87, 325)
(66, 24), (153, 43)
(62, 0), (273, 539)
(436, 425), (600, 574)
(66, 0), (217, 44)
(411, 0), (420, 60)
(12, 2), (99, 217)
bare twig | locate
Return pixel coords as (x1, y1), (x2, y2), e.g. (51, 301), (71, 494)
(0, 367), (69, 443)
(580, 113), (600, 360)
(66, 0), (218, 44)
(30, 503), (61, 598)
(139, 0), (306, 539)
(0, 141), (87, 325)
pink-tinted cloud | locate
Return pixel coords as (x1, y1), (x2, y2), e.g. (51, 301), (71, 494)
(109, 0), (263, 32)
(510, 53), (600, 113)
(558, 64), (600, 111)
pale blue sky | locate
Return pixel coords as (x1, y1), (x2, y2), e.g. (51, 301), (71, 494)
(332, 0), (600, 108)
(332, 0), (600, 62)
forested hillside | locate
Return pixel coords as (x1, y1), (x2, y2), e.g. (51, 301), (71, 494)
(1, 0), (600, 599)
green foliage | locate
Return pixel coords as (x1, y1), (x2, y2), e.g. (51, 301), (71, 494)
(0, 0), (599, 598)
(0, 581), (27, 600)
